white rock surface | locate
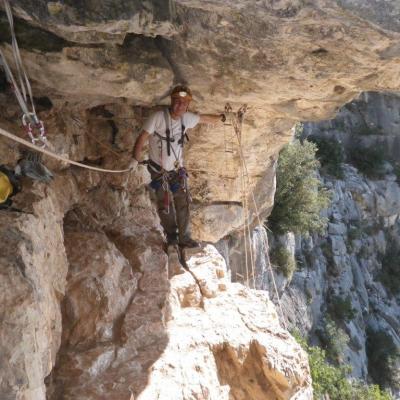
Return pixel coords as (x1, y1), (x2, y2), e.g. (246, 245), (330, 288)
(138, 245), (312, 400)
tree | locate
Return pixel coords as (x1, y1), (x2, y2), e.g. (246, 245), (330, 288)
(292, 331), (393, 400)
(367, 328), (400, 391)
(268, 140), (330, 234)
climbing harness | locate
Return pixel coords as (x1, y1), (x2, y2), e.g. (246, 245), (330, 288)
(153, 108), (188, 162)
(149, 108), (191, 214)
(148, 160), (190, 215)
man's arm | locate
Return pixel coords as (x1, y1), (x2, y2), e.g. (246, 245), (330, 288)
(133, 130), (150, 161)
(199, 114), (225, 125)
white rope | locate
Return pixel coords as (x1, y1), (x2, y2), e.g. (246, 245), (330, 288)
(0, 48), (30, 116)
(0, 126), (131, 173)
(244, 181), (256, 288)
(240, 160), (250, 285)
(2, 0), (38, 124)
(227, 105), (287, 328)
(230, 107), (256, 288)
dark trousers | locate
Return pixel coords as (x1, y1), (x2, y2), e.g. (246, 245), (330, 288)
(149, 168), (191, 242)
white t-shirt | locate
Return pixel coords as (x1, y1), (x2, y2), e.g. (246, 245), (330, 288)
(143, 109), (200, 171)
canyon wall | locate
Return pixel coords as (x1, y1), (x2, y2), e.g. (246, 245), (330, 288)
(1, 1), (400, 399)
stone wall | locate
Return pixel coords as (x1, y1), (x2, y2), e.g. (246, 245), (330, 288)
(2, 1), (400, 398)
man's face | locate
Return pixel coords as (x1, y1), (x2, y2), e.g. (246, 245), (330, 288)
(170, 96), (191, 118)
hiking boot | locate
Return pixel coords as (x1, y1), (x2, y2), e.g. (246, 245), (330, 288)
(167, 234), (179, 246)
(179, 237), (200, 248)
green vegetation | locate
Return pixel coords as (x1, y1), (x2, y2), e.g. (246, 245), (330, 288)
(305, 287), (313, 304)
(366, 329), (400, 391)
(353, 124), (383, 136)
(348, 226), (363, 242)
(328, 295), (357, 322)
(270, 245), (296, 278)
(294, 122), (304, 139)
(292, 331), (393, 400)
(319, 317), (350, 363)
(349, 145), (386, 179)
(321, 241), (339, 276)
(379, 243), (400, 296)
(268, 140), (331, 235)
(393, 162), (400, 183)
(308, 136), (345, 178)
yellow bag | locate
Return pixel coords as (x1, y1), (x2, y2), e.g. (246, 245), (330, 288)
(0, 171), (13, 203)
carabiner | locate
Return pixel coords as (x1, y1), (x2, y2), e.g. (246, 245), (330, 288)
(22, 113), (47, 148)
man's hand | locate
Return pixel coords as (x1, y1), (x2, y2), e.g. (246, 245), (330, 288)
(128, 158), (138, 171)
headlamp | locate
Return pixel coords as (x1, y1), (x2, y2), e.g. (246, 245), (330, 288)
(171, 85), (192, 100)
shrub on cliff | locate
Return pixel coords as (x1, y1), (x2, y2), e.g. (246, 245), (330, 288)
(349, 145), (386, 178)
(328, 295), (357, 322)
(366, 328), (400, 392)
(270, 245), (296, 278)
(318, 317), (350, 363)
(293, 331), (393, 400)
(308, 136), (345, 178)
(268, 140), (331, 234)
(379, 243), (400, 296)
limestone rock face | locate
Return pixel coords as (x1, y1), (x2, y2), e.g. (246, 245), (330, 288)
(12, 0), (179, 44)
(335, 0), (400, 32)
(0, 186), (69, 400)
(1, 1), (400, 399)
(48, 225), (170, 400)
(138, 245), (312, 400)
(305, 91), (400, 165)
(284, 164), (400, 384)
(3, 0), (400, 239)
(250, 92), (400, 395)
(0, 102), (311, 399)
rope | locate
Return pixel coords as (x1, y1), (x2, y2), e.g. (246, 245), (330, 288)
(244, 182), (256, 288)
(1, 0), (38, 124)
(226, 104), (287, 328)
(0, 126), (131, 173)
(230, 105), (256, 288)
(240, 163), (250, 285)
(222, 117), (236, 180)
(70, 116), (122, 158)
(85, 130), (121, 157)
(239, 110), (256, 288)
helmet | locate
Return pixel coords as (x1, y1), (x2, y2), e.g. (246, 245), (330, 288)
(0, 171), (13, 204)
(170, 85), (192, 100)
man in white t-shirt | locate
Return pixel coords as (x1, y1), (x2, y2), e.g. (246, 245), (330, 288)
(131, 85), (224, 248)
